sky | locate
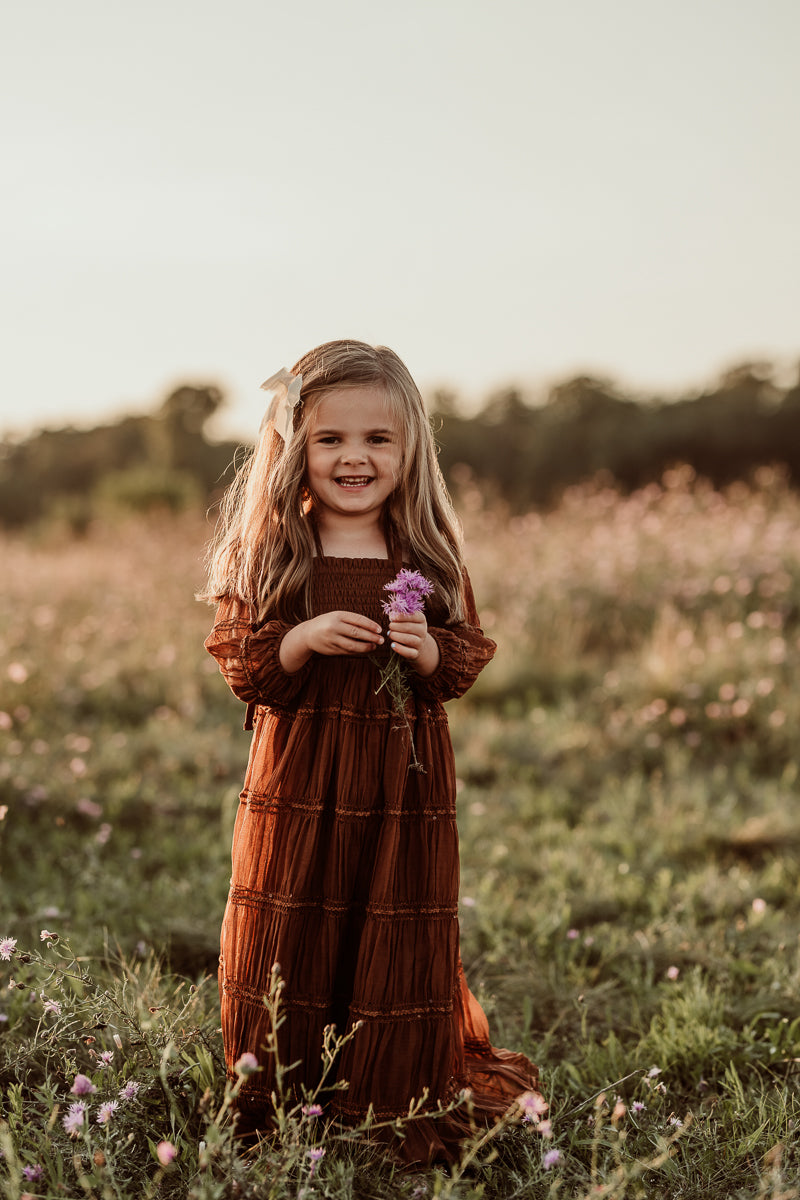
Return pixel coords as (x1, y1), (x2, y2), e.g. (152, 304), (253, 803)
(4, 0), (799, 440)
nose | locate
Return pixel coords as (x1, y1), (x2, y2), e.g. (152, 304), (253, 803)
(340, 442), (367, 464)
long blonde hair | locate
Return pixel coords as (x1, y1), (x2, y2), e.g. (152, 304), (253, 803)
(201, 340), (466, 623)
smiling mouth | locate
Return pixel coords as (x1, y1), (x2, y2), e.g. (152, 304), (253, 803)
(335, 476), (373, 487)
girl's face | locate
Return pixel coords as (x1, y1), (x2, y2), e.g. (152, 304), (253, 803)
(305, 385), (402, 526)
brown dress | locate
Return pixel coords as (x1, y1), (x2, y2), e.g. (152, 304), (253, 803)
(205, 555), (539, 1163)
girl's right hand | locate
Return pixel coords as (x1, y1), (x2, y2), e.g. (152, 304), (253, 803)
(280, 611), (383, 673)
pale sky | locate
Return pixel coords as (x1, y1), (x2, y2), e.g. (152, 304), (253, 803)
(4, 0), (799, 440)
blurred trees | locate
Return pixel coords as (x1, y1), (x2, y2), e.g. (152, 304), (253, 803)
(432, 360), (800, 507)
(0, 385), (238, 529)
(1, 361), (800, 528)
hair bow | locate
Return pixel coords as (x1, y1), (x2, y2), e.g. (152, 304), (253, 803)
(259, 368), (303, 444)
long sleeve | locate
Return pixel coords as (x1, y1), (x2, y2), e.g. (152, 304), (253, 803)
(204, 595), (313, 708)
(412, 570), (496, 704)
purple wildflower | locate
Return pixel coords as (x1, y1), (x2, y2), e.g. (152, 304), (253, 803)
(307, 1146), (325, 1176)
(118, 1079), (141, 1102)
(543, 1148), (561, 1170)
(384, 569), (434, 596)
(381, 593), (411, 617)
(0, 937), (16, 961)
(97, 1050), (114, 1068)
(63, 1102), (86, 1136)
(632, 1101), (646, 1113)
(96, 1100), (118, 1125)
(375, 568), (435, 771)
(71, 1074), (97, 1096)
(381, 569), (435, 620)
(302, 1103), (323, 1117)
(41, 994), (62, 1017)
(22, 1164), (44, 1182)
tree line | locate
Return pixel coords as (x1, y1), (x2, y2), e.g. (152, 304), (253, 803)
(1, 360), (799, 528)
(430, 361), (800, 507)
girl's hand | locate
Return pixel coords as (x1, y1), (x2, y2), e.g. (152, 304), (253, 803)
(306, 611), (385, 656)
(280, 611), (383, 672)
(388, 611), (441, 677)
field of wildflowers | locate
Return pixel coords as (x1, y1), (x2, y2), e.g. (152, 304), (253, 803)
(1, 468), (799, 1198)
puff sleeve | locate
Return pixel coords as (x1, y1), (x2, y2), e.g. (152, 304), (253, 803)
(204, 595), (313, 708)
(412, 571), (496, 704)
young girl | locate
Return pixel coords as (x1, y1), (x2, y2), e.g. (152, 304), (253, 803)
(202, 340), (540, 1163)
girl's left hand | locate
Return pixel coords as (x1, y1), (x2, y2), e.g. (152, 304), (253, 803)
(388, 612), (440, 677)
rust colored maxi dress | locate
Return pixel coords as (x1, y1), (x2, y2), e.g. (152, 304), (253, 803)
(205, 553), (539, 1164)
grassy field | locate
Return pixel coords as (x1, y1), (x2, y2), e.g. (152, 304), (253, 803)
(1, 467), (799, 1198)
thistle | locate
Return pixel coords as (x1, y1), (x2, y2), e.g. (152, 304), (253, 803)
(374, 570), (435, 772)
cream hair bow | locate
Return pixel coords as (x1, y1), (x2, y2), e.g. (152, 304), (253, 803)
(259, 368), (303, 444)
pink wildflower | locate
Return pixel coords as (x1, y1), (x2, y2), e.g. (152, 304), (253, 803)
(0, 937), (16, 961)
(63, 1102), (86, 1135)
(71, 1074), (97, 1096)
(96, 1100), (118, 1125)
(519, 1091), (548, 1121)
(41, 995), (62, 1016)
(302, 1103), (323, 1117)
(97, 1050), (115, 1068)
(118, 1079), (141, 1101)
(234, 1052), (260, 1076)
(22, 1165), (43, 1182)
(156, 1141), (177, 1166)
(543, 1148), (561, 1169)
(40, 929), (57, 941)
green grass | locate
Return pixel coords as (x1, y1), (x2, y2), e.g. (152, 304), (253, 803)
(1, 474), (800, 1198)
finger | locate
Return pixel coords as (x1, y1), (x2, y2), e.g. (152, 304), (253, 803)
(388, 638), (422, 657)
(342, 627), (384, 649)
(388, 624), (424, 643)
(387, 624), (425, 648)
(342, 616), (383, 640)
(390, 640), (419, 659)
(388, 629), (422, 646)
(345, 624), (384, 644)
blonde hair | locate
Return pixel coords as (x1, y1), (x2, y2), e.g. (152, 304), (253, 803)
(201, 340), (466, 623)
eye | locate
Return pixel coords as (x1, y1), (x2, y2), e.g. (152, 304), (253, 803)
(316, 435), (339, 445)
(368, 435), (392, 445)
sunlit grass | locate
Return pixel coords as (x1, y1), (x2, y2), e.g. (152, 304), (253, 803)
(2, 473), (800, 1197)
